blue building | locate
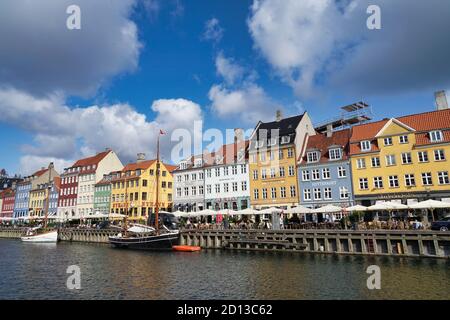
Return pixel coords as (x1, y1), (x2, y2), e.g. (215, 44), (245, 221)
(13, 180), (31, 219)
(297, 129), (354, 220)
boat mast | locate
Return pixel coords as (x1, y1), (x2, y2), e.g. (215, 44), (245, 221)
(43, 163), (53, 229)
(155, 133), (160, 234)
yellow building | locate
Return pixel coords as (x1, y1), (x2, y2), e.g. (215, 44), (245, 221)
(248, 112), (315, 209)
(110, 157), (176, 221)
(29, 177), (60, 219)
(349, 109), (450, 205)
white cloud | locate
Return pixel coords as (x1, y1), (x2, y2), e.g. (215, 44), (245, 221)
(209, 84), (279, 124)
(0, 0), (142, 97)
(202, 18), (224, 43)
(215, 53), (245, 85)
(248, 0), (450, 97)
(0, 88), (203, 174)
(19, 155), (74, 177)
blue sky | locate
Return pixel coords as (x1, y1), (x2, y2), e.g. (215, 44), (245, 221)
(0, 0), (449, 175)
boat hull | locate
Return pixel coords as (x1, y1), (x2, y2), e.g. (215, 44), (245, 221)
(21, 230), (58, 243)
(109, 231), (179, 251)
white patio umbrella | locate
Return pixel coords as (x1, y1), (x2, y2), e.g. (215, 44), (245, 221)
(285, 205), (313, 214)
(311, 204), (342, 213)
(409, 199), (450, 221)
(237, 208), (260, 215)
(344, 205), (368, 212)
(108, 213), (126, 219)
(259, 207), (284, 214)
(368, 202), (393, 211)
(222, 209), (239, 216)
(171, 210), (186, 218)
(387, 202), (409, 210)
(195, 209), (217, 216)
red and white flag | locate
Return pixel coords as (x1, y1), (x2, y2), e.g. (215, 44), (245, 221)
(159, 129), (166, 135)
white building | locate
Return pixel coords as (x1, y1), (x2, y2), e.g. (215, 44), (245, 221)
(58, 149), (123, 219)
(173, 155), (205, 212)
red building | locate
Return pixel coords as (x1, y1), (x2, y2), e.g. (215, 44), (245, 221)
(58, 167), (79, 218)
(0, 188), (16, 218)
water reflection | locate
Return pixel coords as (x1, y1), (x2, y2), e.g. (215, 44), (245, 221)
(0, 240), (448, 300)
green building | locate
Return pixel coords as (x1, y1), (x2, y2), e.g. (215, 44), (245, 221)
(94, 174), (113, 215)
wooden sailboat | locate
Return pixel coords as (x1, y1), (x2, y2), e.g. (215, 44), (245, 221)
(108, 131), (180, 250)
(21, 163), (58, 243)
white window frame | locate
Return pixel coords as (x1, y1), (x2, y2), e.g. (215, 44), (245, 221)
(430, 130), (443, 142)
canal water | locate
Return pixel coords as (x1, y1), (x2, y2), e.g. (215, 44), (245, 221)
(0, 239), (448, 300)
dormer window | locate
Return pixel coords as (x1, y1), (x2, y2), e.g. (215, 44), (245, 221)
(281, 136), (290, 144)
(360, 140), (371, 152)
(399, 135), (408, 144)
(179, 162), (187, 170)
(268, 138), (277, 146)
(194, 159), (203, 167)
(215, 155), (223, 164)
(329, 148), (342, 161)
(430, 130), (443, 142)
(307, 151), (320, 163)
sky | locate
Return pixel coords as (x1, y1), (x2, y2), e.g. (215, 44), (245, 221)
(0, 0), (449, 175)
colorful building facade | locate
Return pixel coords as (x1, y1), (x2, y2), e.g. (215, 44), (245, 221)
(110, 157), (175, 221)
(0, 188), (15, 218)
(29, 177), (60, 219)
(350, 109), (450, 205)
(94, 174), (113, 215)
(248, 112), (315, 209)
(298, 129), (354, 213)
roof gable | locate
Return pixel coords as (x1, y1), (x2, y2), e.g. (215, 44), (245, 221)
(375, 118), (415, 137)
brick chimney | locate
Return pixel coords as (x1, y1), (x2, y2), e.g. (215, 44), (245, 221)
(276, 109), (282, 122)
(136, 153), (146, 163)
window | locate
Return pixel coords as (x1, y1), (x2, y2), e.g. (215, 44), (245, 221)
(280, 187), (286, 198)
(191, 173), (197, 180)
(307, 151), (319, 163)
(191, 186), (197, 196)
(279, 149), (284, 159)
(434, 149), (446, 161)
(313, 188), (321, 200)
(399, 135), (408, 144)
(373, 177), (383, 189)
(281, 136), (290, 144)
(270, 168), (276, 178)
(356, 158), (366, 169)
(312, 169), (320, 180)
(269, 151), (275, 160)
(288, 166), (295, 176)
(371, 157), (380, 168)
(241, 181), (247, 191)
(359, 178), (369, 190)
(303, 189), (311, 201)
(384, 137), (392, 146)
(385, 155), (396, 166)
(337, 166), (346, 178)
(418, 151), (429, 163)
(254, 189), (259, 200)
(324, 188), (332, 200)
(199, 186), (204, 195)
(260, 152), (266, 162)
(241, 165), (247, 174)
(287, 148), (294, 158)
(421, 173), (432, 186)
(404, 174), (416, 187)
(322, 168), (330, 179)
(215, 184), (220, 193)
(199, 172), (204, 180)
(360, 140), (371, 151)
(143, 179), (148, 187)
(438, 171), (449, 185)
(184, 174), (189, 182)
(262, 188), (268, 199)
(271, 187), (277, 199)
(279, 167), (285, 177)
(389, 175), (399, 188)
(401, 152), (412, 164)
(329, 148), (342, 160)
(223, 167), (229, 176)
(206, 185), (212, 194)
(430, 130), (443, 142)
(184, 187), (189, 196)
(232, 182), (238, 192)
(339, 187), (349, 199)
(215, 168), (220, 177)
(206, 169), (212, 178)
(231, 166), (237, 175)
(290, 186), (296, 198)
(302, 170), (310, 181)
(261, 169), (267, 180)
(224, 183), (229, 193)
(253, 170), (258, 180)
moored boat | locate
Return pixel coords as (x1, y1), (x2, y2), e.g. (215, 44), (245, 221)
(21, 228), (58, 243)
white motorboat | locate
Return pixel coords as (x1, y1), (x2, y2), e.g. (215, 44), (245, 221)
(21, 227), (58, 243)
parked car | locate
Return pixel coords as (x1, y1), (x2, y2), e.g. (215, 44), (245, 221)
(431, 217), (450, 231)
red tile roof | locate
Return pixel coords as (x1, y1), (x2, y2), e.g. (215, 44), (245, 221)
(300, 129), (351, 164)
(72, 150), (111, 168)
(202, 140), (249, 168)
(122, 160), (156, 172)
(32, 168), (48, 177)
(350, 109), (450, 155)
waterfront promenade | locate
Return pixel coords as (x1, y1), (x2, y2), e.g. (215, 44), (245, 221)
(1, 227), (449, 259)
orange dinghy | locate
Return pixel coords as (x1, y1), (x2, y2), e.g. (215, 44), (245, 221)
(172, 245), (201, 252)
